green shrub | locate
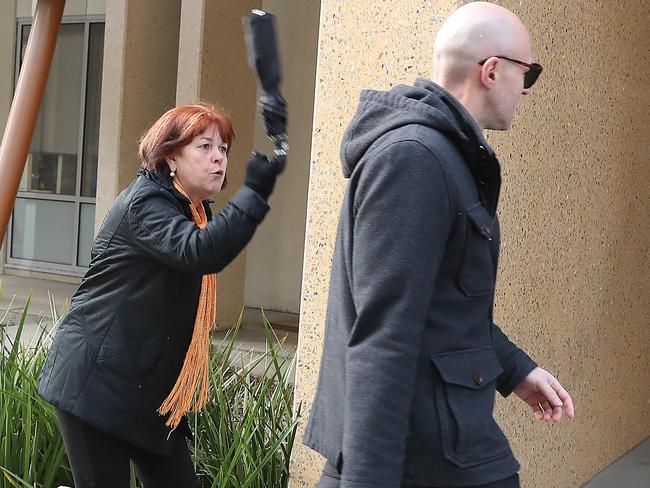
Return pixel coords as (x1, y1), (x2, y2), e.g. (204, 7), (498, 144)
(191, 316), (301, 488)
(0, 290), (300, 488)
(0, 292), (72, 487)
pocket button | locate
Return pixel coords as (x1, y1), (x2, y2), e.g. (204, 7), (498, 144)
(472, 372), (484, 385)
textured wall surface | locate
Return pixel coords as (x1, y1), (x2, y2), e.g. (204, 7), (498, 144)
(290, 1), (650, 487)
(15, 0), (107, 22)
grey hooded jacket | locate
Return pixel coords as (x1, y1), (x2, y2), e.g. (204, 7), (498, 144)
(303, 78), (537, 487)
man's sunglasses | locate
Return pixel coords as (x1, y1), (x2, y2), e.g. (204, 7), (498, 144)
(478, 56), (543, 89)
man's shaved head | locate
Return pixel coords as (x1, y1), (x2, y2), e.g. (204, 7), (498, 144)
(434, 2), (530, 82)
(432, 2), (535, 130)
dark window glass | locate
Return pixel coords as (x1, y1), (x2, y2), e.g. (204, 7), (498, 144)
(81, 23), (105, 198)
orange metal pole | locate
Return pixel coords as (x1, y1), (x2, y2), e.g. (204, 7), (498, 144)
(0, 0), (66, 244)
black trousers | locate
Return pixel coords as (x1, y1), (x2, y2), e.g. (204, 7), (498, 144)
(56, 408), (198, 488)
(316, 462), (520, 488)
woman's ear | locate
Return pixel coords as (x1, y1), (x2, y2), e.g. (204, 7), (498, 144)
(165, 157), (176, 173)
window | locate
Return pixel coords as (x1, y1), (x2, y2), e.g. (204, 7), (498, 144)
(8, 17), (104, 274)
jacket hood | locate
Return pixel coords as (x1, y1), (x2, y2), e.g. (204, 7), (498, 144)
(340, 78), (494, 178)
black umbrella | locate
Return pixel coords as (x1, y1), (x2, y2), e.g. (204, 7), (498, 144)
(243, 10), (288, 170)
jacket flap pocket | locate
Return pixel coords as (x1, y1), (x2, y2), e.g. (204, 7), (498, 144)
(431, 348), (503, 389)
(466, 203), (494, 240)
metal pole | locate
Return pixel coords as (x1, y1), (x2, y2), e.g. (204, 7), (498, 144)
(0, 0), (66, 243)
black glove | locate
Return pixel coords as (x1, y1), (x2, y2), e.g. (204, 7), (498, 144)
(244, 151), (284, 200)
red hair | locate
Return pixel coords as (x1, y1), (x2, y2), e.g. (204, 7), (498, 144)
(139, 102), (235, 176)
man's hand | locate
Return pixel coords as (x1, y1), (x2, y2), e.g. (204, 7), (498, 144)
(513, 367), (575, 422)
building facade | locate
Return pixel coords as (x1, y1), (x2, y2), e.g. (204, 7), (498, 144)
(1, 1), (649, 487)
(0, 0), (319, 327)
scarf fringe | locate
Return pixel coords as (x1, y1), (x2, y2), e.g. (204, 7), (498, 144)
(158, 179), (217, 430)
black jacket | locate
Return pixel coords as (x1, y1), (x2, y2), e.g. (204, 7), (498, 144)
(303, 78), (537, 487)
(38, 169), (269, 454)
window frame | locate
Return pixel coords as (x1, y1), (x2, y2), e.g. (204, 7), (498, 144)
(6, 15), (105, 276)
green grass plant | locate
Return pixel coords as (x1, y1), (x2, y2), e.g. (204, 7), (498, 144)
(191, 313), (301, 488)
(0, 290), (72, 487)
(0, 289), (300, 488)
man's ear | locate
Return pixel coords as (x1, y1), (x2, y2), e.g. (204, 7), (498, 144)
(479, 57), (498, 88)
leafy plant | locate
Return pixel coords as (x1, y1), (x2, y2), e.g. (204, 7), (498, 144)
(0, 289), (300, 488)
(191, 314), (301, 488)
(0, 290), (72, 487)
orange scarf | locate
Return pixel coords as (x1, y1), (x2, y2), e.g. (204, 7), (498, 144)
(158, 179), (217, 430)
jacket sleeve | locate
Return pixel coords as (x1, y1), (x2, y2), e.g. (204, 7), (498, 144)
(128, 185), (269, 274)
(342, 140), (452, 488)
(492, 322), (538, 397)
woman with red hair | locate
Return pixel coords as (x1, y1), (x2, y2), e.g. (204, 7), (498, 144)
(38, 102), (284, 487)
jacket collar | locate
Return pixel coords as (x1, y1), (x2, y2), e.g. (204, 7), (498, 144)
(414, 79), (501, 215)
(413, 78), (495, 159)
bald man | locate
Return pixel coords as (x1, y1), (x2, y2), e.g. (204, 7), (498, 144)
(304, 3), (574, 488)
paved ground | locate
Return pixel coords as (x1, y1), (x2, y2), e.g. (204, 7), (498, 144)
(583, 436), (650, 487)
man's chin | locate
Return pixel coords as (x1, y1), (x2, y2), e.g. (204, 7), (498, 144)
(486, 120), (514, 132)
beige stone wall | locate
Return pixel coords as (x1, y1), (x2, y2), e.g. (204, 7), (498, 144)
(15, 0), (29, 17)
(290, 1), (650, 487)
(15, 0), (104, 16)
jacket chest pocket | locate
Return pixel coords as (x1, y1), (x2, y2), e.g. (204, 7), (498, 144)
(458, 203), (496, 296)
(430, 348), (511, 468)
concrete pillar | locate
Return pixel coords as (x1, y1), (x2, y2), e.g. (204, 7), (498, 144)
(95, 0), (182, 229)
(176, 0), (260, 329)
